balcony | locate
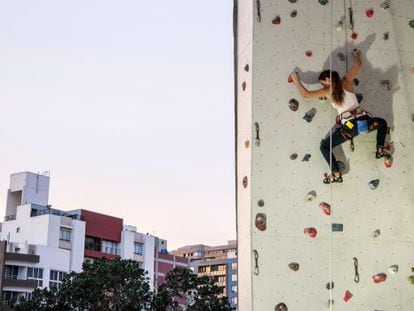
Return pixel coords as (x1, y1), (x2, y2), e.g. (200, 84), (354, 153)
(4, 214), (16, 222)
(5, 252), (39, 263)
(2, 278), (37, 289)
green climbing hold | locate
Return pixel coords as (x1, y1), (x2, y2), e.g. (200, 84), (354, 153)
(410, 20), (414, 29)
(319, 0), (329, 5)
(407, 275), (414, 285)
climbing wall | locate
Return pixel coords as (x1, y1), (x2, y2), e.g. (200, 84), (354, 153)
(236, 0), (414, 310)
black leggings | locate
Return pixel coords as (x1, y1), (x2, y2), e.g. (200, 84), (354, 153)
(320, 117), (388, 172)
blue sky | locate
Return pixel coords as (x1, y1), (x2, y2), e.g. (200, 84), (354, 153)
(0, 0), (235, 250)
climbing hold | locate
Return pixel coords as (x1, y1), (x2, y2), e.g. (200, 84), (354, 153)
(319, 202), (331, 216)
(305, 50), (313, 57)
(336, 21), (344, 31)
(343, 290), (353, 302)
(290, 153), (298, 160)
(242, 176), (248, 188)
(372, 229), (381, 239)
(306, 191), (317, 201)
(381, 80), (391, 91)
(353, 78), (359, 86)
(365, 8), (374, 18)
(288, 0), (297, 3)
(290, 10), (297, 18)
(326, 282), (334, 290)
(372, 273), (387, 283)
(272, 16), (281, 25)
(319, 0), (328, 5)
(288, 262), (300, 271)
(356, 93), (363, 103)
(255, 213), (267, 231)
(303, 108), (316, 122)
(244, 64), (249, 72)
(409, 20), (414, 29)
(388, 265), (398, 274)
(289, 98), (299, 111)
(254, 122), (260, 146)
(275, 303), (288, 311)
(380, 0), (390, 10)
(382, 32), (389, 41)
(242, 81), (247, 91)
(304, 227), (317, 238)
(288, 75), (294, 83)
(351, 32), (358, 40)
(332, 223), (343, 232)
(384, 154), (393, 168)
(257, 200), (265, 207)
(327, 300), (334, 307)
(245, 140), (250, 148)
(302, 154), (311, 162)
(369, 179), (380, 190)
(337, 52), (345, 61)
(407, 276), (414, 285)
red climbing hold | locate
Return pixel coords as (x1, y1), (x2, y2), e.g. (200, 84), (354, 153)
(351, 32), (358, 40)
(304, 227), (317, 238)
(272, 16), (281, 25)
(288, 75), (294, 83)
(384, 155), (393, 168)
(305, 50), (313, 57)
(372, 273), (387, 283)
(365, 8), (374, 18)
(343, 290), (353, 302)
(242, 81), (247, 91)
(319, 202), (331, 216)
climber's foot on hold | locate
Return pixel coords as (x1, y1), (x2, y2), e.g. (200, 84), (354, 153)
(375, 146), (388, 159)
(323, 172), (343, 184)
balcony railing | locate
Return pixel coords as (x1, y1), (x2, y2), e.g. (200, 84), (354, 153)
(4, 215), (16, 222)
(31, 207), (82, 220)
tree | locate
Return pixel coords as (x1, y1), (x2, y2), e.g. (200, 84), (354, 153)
(152, 266), (232, 311)
(16, 259), (152, 311)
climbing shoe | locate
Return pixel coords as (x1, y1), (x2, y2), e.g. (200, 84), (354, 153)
(323, 173), (343, 184)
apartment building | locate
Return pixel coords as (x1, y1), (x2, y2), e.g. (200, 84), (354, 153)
(0, 171), (188, 303)
(171, 240), (238, 309)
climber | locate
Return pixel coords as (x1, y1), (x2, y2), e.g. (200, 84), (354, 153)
(291, 49), (388, 184)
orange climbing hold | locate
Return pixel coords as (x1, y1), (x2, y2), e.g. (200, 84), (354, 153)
(372, 273), (387, 283)
(319, 202), (331, 216)
(304, 227), (317, 238)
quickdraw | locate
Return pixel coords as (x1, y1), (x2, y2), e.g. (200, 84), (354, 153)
(353, 257), (360, 283)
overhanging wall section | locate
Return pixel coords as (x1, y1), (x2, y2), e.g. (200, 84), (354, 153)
(236, 1), (414, 310)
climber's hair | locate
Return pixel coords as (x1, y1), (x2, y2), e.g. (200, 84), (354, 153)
(319, 70), (344, 105)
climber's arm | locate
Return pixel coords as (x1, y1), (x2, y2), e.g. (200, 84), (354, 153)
(291, 73), (330, 99)
(344, 49), (362, 83)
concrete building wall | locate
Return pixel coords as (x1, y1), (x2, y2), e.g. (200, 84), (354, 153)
(236, 1), (414, 310)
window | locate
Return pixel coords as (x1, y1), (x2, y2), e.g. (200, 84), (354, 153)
(59, 228), (71, 241)
(134, 242), (143, 255)
(4, 265), (19, 280)
(232, 285), (238, 293)
(49, 270), (67, 288)
(232, 297), (238, 305)
(231, 274), (237, 282)
(27, 267), (43, 287)
(198, 266), (207, 273)
(231, 262), (237, 271)
(85, 236), (101, 252)
(16, 227), (20, 233)
(102, 240), (119, 255)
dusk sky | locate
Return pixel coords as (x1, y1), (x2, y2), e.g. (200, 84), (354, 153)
(0, 0), (235, 250)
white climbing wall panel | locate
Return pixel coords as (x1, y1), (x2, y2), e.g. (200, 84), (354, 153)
(236, 0), (414, 310)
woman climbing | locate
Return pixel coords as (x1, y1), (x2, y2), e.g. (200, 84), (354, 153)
(291, 49), (389, 184)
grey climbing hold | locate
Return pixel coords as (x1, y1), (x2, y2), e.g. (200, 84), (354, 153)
(353, 78), (359, 86)
(303, 108), (316, 122)
(388, 265), (399, 274)
(290, 153), (298, 160)
(302, 154), (311, 162)
(327, 300), (334, 307)
(288, 0), (297, 3)
(380, 0), (390, 10)
(337, 52), (345, 61)
(275, 303), (288, 311)
(288, 263), (300, 271)
(336, 21), (344, 31)
(242, 176), (248, 188)
(372, 229), (381, 239)
(306, 191), (317, 201)
(326, 282), (334, 290)
(290, 10), (297, 18)
(289, 98), (299, 111)
(382, 32), (389, 40)
(257, 199), (265, 207)
(319, 0), (328, 5)
(332, 223), (344, 232)
(369, 179), (380, 190)
(381, 80), (391, 90)
(255, 213), (267, 231)
(356, 93), (363, 103)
